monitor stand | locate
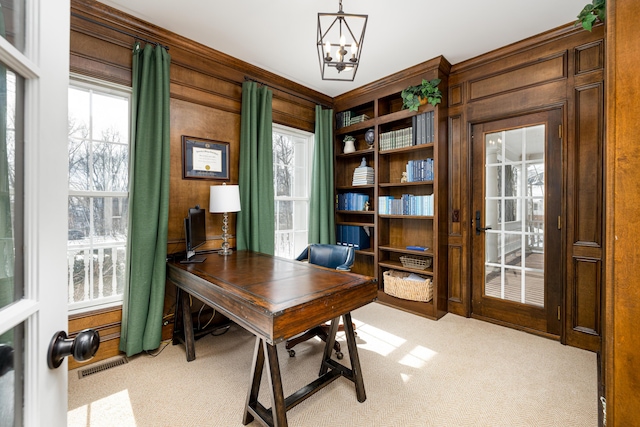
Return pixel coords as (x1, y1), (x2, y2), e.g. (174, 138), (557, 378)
(180, 252), (207, 264)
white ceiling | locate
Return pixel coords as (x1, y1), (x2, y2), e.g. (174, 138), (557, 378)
(98, 0), (587, 98)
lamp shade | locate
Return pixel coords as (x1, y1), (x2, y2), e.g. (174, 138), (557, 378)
(209, 184), (241, 213)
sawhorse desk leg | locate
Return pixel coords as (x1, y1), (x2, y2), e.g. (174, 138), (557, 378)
(243, 337), (287, 427)
(242, 312), (366, 427)
(172, 287), (196, 362)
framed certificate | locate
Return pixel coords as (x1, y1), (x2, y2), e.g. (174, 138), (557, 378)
(181, 136), (230, 180)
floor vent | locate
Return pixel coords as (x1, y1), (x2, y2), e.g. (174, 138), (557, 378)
(78, 356), (128, 379)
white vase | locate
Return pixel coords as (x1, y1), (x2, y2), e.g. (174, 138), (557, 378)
(343, 139), (356, 153)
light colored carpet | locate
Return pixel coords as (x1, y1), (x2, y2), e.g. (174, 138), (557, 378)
(68, 302), (597, 426)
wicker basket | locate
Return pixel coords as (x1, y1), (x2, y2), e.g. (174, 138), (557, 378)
(399, 255), (432, 270)
(383, 270), (433, 302)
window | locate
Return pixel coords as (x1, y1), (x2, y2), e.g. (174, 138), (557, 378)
(273, 124), (314, 259)
(67, 76), (131, 313)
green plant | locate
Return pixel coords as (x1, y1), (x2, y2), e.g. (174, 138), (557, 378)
(576, 0), (605, 31)
(401, 78), (442, 112)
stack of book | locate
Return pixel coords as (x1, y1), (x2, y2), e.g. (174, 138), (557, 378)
(349, 114), (370, 125)
(352, 165), (374, 186)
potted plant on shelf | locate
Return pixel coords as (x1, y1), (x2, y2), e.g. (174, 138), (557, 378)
(401, 78), (442, 112)
(343, 135), (356, 153)
(575, 0), (605, 31)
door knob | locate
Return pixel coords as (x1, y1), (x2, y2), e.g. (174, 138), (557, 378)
(47, 329), (100, 369)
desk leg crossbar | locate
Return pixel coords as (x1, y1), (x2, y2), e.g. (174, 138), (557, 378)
(243, 312), (366, 427)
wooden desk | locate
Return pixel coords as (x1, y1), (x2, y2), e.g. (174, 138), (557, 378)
(167, 250), (377, 427)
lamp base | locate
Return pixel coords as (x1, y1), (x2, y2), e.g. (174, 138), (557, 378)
(218, 248), (233, 256)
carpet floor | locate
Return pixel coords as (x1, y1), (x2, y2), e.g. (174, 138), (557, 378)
(68, 302), (597, 426)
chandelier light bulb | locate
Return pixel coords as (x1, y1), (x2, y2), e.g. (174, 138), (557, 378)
(340, 34), (346, 47)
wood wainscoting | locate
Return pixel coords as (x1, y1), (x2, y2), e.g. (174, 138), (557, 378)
(68, 307), (123, 370)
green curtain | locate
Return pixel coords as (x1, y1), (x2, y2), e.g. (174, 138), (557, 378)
(120, 42), (171, 357)
(308, 105), (335, 244)
(236, 81), (274, 254)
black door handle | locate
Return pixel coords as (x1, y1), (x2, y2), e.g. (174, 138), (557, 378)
(47, 329), (100, 369)
(475, 210), (493, 235)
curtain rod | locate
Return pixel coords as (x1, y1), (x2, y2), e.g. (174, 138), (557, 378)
(71, 12), (170, 51)
(244, 76), (332, 109)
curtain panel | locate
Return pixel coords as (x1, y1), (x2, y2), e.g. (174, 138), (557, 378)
(308, 105), (335, 244)
(120, 42), (171, 357)
(236, 81), (274, 254)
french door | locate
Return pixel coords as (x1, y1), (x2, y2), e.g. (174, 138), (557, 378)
(0, 1), (71, 425)
(471, 110), (563, 335)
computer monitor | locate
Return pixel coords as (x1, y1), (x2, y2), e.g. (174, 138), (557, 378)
(181, 205), (207, 264)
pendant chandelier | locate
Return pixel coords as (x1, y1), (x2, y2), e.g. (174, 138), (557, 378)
(317, 0), (368, 81)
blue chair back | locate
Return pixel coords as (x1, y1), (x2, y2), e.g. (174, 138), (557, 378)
(296, 244), (355, 271)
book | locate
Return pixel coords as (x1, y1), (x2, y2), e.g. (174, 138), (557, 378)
(336, 225), (370, 249)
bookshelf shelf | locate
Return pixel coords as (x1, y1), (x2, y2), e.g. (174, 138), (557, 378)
(379, 181), (434, 188)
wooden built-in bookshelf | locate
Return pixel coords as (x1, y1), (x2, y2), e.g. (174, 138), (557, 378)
(333, 56), (450, 319)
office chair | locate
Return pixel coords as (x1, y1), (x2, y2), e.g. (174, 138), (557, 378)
(285, 244), (355, 359)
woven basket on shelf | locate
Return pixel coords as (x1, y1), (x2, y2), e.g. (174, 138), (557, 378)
(399, 255), (432, 270)
(383, 269), (433, 302)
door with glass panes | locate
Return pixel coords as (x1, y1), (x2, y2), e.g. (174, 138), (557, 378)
(0, 1), (71, 425)
(471, 110), (562, 335)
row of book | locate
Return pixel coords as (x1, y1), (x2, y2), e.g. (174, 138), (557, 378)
(378, 194), (434, 216)
(379, 127), (413, 151)
(379, 111), (436, 151)
(412, 111), (435, 145)
(406, 158), (434, 182)
(336, 225), (371, 249)
(337, 193), (370, 211)
(336, 111), (370, 129)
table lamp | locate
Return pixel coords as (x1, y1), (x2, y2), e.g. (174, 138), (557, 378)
(209, 183), (241, 256)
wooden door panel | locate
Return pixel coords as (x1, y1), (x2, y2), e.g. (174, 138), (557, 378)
(471, 110), (562, 335)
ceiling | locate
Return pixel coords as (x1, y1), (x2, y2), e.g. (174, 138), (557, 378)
(98, 0), (588, 98)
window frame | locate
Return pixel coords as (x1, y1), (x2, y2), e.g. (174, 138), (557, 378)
(67, 73), (132, 314)
(272, 123), (314, 259)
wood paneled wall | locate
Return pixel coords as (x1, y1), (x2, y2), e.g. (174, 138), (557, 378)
(68, 0), (331, 366)
(446, 24), (605, 351)
(605, 0), (640, 424)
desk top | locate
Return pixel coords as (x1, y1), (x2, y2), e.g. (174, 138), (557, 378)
(167, 250), (377, 344)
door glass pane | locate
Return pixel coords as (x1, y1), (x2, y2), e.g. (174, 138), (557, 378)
(0, 322), (23, 427)
(1, 67), (22, 309)
(0, 0), (26, 53)
(484, 125), (545, 307)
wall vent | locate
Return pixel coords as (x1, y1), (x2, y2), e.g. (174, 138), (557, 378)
(78, 356), (128, 379)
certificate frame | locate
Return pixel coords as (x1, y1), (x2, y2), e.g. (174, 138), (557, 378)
(181, 135), (230, 180)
